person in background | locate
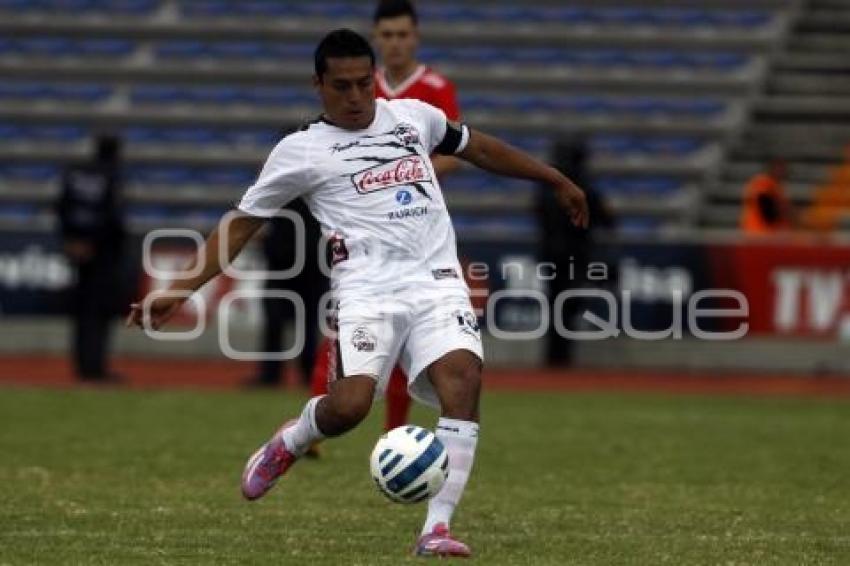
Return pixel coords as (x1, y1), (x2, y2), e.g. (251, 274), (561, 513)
(537, 137), (614, 367)
(310, 0), (463, 433)
(740, 158), (794, 234)
(56, 134), (126, 383)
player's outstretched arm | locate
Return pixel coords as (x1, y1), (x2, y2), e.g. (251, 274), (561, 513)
(126, 210), (265, 330)
(457, 128), (589, 228)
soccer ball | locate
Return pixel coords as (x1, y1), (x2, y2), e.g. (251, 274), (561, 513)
(369, 425), (449, 504)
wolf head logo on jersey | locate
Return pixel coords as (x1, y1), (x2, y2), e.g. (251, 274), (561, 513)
(393, 123), (420, 147)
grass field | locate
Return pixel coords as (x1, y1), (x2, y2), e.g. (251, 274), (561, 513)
(1, 386), (849, 565)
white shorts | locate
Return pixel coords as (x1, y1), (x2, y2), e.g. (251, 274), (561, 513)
(334, 285), (483, 409)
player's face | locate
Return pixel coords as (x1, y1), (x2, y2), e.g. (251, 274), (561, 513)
(314, 56), (376, 130)
(373, 15), (419, 70)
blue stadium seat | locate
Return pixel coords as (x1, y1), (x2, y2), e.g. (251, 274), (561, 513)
(160, 127), (221, 144)
(128, 165), (194, 185)
(590, 135), (642, 154)
(207, 41), (271, 59)
(0, 83), (50, 100)
(572, 49), (630, 67)
(267, 43), (314, 59)
(650, 9), (713, 27)
(15, 37), (75, 56)
(197, 167), (256, 186)
(711, 10), (771, 27)
(127, 206), (171, 222)
(596, 176), (683, 195)
(124, 126), (163, 143)
(0, 123), (20, 140)
(27, 125), (87, 142)
(156, 41), (208, 59)
(247, 87), (313, 106)
(39, 0), (96, 11)
(618, 217), (661, 234)
(51, 84), (112, 102)
(664, 98), (725, 116)
(99, 0), (159, 14)
(508, 48), (566, 65)
(0, 203), (39, 221)
(543, 7), (595, 24)
(0, 163), (59, 182)
(686, 52), (748, 70)
(0, 0), (34, 10)
(180, 0), (231, 17)
(626, 51), (685, 68)
(562, 95), (610, 114)
(300, 1), (367, 18)
(596, 7), (655, 25)
(78, 39), (135, 57)
(610, 97), (667, 115)
(642, 137), (703, 155)
(453, 215), (536, 238)
(225, 128), (281, 146)
(131, 85), (187, 104)
(186, 86), (242, 105)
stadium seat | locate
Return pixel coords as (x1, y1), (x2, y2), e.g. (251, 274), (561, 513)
(50, 84), (112, 102)
(196, 167), (256, 186)
(0, 203), (39, 221)
(131, 85), (187, 104)
(155, 41), (208, 59)
(596, 176), (683, 195)
(159, 127), (221, 144)
(128, 165), (195, 185)
(78, 39), (135, 57)
(225, 128), (281, 146)
(27, 125), (87, 142)
(0, 124), (20, 142)
(0, 163), (59, 182)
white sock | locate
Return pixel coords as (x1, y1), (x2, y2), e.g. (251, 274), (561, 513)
(422, 417), (479, 535)
(280, 395), (326, 457)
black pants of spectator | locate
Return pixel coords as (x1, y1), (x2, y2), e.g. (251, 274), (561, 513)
(72, 251), (120, 380)
(256, 277), (321, 386)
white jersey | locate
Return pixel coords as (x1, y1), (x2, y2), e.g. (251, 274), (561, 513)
(237, 98), (470, 295)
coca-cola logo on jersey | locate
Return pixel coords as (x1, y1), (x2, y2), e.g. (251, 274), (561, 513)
(351, 156), (432, 194)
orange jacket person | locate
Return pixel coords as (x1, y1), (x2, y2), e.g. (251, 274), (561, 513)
(740, 159), (793, 234)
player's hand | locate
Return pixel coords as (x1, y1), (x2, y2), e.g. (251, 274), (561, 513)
(125, 294), (187, 330)
(556, 182), (589, 229)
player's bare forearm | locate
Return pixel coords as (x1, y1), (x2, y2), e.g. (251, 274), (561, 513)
(171, 211), (263, 293)
(458, 128), (589, 227)
(126, 210), (264, 329)
(431, 154), (462, 178)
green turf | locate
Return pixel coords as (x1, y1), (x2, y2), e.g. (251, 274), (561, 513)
(1, 387), (849, 565)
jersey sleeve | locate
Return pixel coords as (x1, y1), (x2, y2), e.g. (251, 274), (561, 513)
(237, 134), (313, 218)
(402, 98), (469, 156)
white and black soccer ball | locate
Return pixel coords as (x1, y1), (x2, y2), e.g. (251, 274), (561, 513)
(369, 425), (449, 504)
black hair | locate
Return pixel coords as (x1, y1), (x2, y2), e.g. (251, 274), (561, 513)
(373, 0), (418, 25)
(314, 28), (376, 79)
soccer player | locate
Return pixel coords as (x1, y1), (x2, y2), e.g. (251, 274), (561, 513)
(127, 29), (587, 558)
(310, 0), (462, 435)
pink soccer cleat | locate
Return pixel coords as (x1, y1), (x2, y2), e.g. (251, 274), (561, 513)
(414, 523), (472, 558)
(241, 420), (298, 501)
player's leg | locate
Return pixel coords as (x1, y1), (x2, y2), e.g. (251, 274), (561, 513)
(242, 297), (402, 501)
(241, 371), (375, 500)
(401, 291), (483, 557)
(415, 349), (481, 556)
(384, 366), (412, 431)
